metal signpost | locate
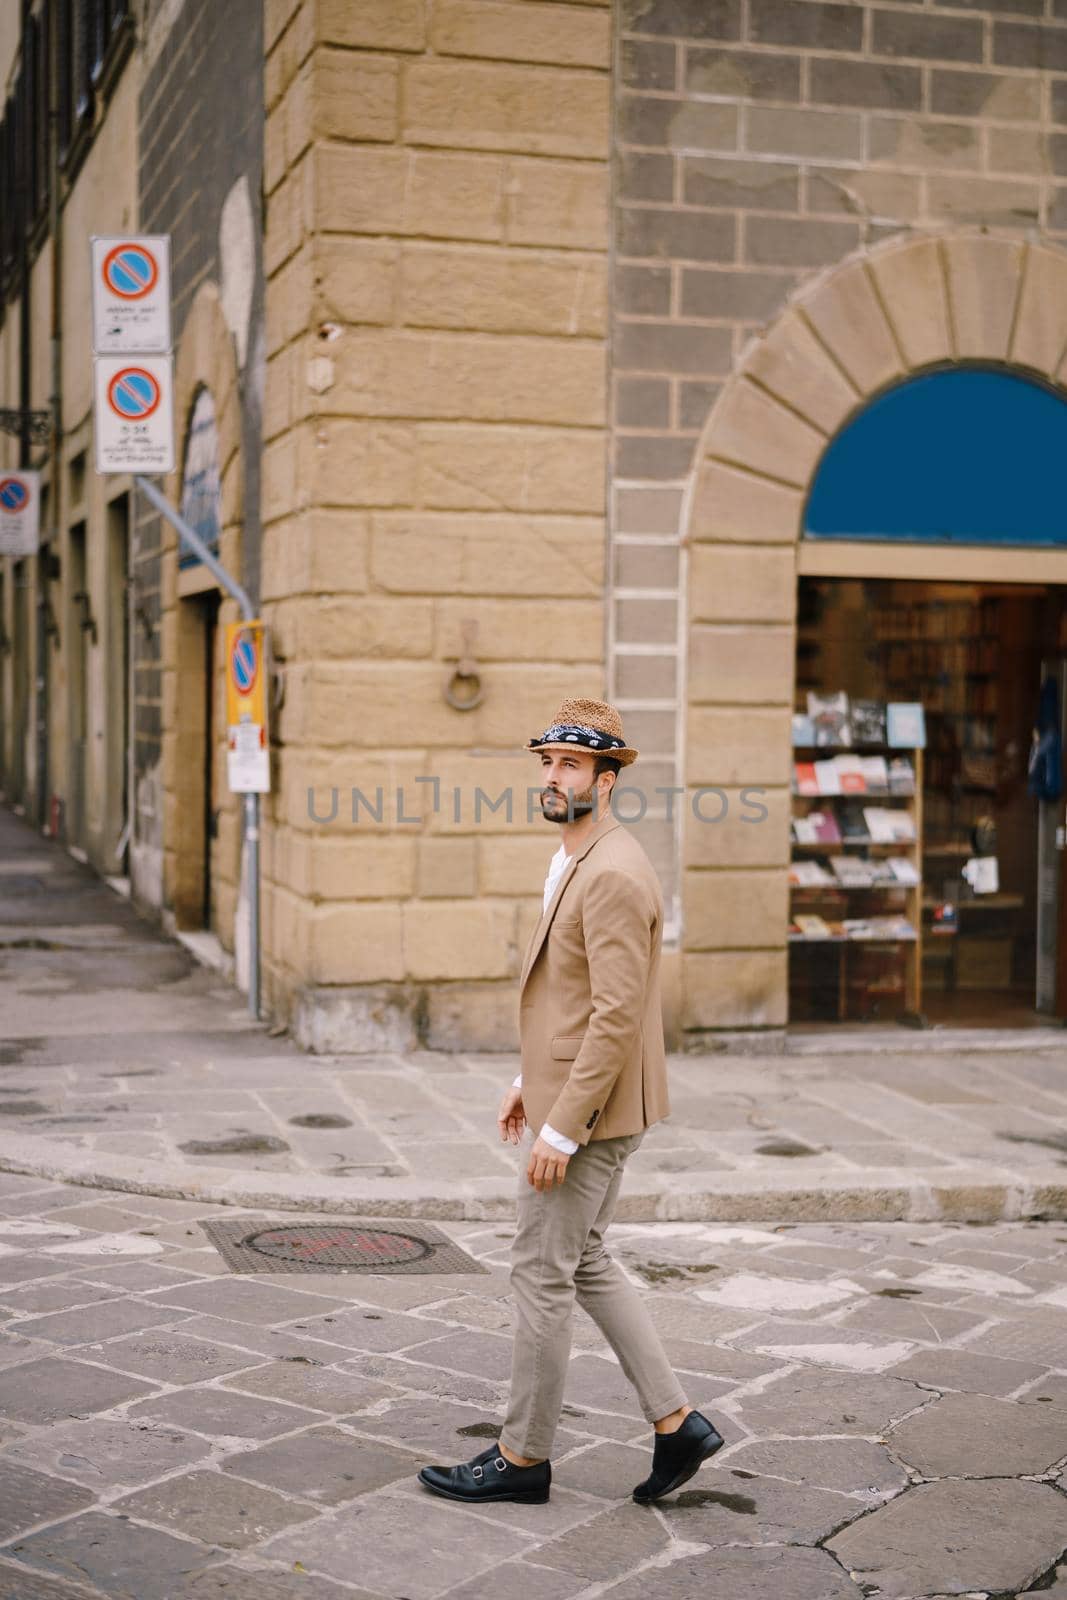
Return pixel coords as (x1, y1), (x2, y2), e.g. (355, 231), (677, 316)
(90, 235), (263, 1020)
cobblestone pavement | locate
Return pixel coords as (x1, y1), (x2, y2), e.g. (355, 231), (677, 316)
(0, 1170), (1065, 1599)
(2, 808), (1067, 1223)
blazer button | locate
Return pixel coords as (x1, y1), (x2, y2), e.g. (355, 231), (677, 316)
(586, 1109), (599, 1129)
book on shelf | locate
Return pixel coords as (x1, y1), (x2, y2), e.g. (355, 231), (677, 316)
(792, 810), (842, 846)
(887, 702), (926, 748)
(796, 753), (913, 796)
(794, 762), (819, 797)
(863, 806), (916, 843)
(851, 699), (887, 745)
(833, 753), (868, 794)
(793, 914), (832, 938)
(813, 758), (842, 795)
(789, 860), (835, 887)
(838, 801), (870, 842)
(792, 712), (815, 746)
(872, 914), (917, 939)
(807, 691), (851, 748)
(843, 915), (916, 941)
(960, 752), (997, 791)
(789, 860), (836, 887)
(831, 857), (878, 886)
(887, 857), (921, 886)
(859, 755), (889, 794)
(887, 757), (916, 795)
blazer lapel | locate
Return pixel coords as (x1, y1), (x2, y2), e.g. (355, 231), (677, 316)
(519, 810), (621, 993)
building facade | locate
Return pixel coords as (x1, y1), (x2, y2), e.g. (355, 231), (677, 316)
(4, 0), (1067, 1049)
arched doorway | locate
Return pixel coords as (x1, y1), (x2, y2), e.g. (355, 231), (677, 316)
(157, 282), (245, 954)
(681, 234), (1067, 1040)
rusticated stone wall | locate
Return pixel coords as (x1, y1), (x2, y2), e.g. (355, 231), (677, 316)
(261, 0), (612, 1048)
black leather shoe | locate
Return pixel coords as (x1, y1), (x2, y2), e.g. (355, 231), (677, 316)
(632, 1410), (724, 1503)
(418, 1443), (551, 1504)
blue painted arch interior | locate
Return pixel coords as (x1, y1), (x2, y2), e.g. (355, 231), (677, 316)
(804, 366), (1067, 546)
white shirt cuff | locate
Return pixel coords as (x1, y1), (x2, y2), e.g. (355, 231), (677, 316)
(511, 1078), (578, 1153)
(540, 1121), (579, 1155)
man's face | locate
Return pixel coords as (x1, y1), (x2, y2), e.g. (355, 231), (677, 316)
(538, 749), (611, 823)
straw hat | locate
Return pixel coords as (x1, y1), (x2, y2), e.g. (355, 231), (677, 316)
(527, 697), (638, 766)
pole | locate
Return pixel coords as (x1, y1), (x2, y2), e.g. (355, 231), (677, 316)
(133, 474), (261, 1023)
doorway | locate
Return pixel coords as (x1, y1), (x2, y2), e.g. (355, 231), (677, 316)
(791, 577), (1066, 1027)
(174, 588), (221, 930)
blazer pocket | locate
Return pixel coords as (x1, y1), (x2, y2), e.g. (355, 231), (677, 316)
(551, 1035), (585, 1060)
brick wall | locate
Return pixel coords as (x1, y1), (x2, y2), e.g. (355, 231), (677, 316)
(610, 0), (1067, 1033)
(261, 0), (613, 1047)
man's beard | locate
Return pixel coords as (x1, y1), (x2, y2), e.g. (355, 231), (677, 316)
(541, 784), (599, 824)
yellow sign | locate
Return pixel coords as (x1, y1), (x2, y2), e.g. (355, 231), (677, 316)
(225, 621), (270, 794)
(226, 621), (266, 726)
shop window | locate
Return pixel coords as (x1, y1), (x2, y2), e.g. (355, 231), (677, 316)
(805, 368), (1067, 547)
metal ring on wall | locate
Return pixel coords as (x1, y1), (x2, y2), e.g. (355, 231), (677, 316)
(445, 668), (483, 710)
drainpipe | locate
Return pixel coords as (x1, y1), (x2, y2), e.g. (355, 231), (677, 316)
(16, 2), (47, 827)
(44, 0), (62, 830)
(132, 473), (261, 1023)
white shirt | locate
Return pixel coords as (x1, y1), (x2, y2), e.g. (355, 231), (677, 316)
(513, 844), (579, 1156)
(542, 842), (572, 912)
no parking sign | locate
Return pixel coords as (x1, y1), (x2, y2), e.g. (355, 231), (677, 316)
(225, 621), (270, 793)
(91, 235), (171, 353)
(93, 355), (175, 474)
(0, 469), (40, 556)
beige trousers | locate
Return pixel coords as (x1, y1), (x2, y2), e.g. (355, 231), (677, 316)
(499, 1127), (688, 1460)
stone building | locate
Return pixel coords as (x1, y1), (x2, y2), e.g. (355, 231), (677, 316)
(4, 0), (1067, 1049)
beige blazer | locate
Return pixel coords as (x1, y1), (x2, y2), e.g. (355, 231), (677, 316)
(518, 808), (670, 1147)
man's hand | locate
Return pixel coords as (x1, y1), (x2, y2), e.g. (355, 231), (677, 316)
(498, 1085), (526, 1145)
(526, 1135), (570, 1191)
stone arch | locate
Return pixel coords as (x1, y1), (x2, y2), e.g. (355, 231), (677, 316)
(679, 231), (1067, 1040)
(159, 281), (245, 944)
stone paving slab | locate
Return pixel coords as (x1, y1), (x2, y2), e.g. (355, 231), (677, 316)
(0, 1173), (1065, 1600)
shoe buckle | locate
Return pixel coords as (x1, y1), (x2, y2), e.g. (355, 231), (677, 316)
(495, 1457), (507, 1472)
(473, 1464), (483, 1479)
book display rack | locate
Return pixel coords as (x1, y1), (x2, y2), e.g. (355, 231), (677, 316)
(789, 694), (924, 1022)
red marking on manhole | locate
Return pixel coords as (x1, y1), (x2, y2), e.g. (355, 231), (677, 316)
(243, 1225), (431, 1267)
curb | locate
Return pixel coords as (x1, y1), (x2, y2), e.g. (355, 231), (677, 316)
(2, 1131), (1065, 1223)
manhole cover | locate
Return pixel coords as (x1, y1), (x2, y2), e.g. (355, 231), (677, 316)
(199, 1216), (489, 1276)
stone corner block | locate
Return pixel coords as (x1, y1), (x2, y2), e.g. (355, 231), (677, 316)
(292, 982), (421, 1054)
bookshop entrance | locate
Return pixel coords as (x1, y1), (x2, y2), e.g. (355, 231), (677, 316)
(790, 578), (1067, 1028)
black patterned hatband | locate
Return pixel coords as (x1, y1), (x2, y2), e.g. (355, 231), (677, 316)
(528, 722), (627, 752)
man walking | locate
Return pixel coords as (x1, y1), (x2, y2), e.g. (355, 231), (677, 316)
(418, 698), (723, 1507)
